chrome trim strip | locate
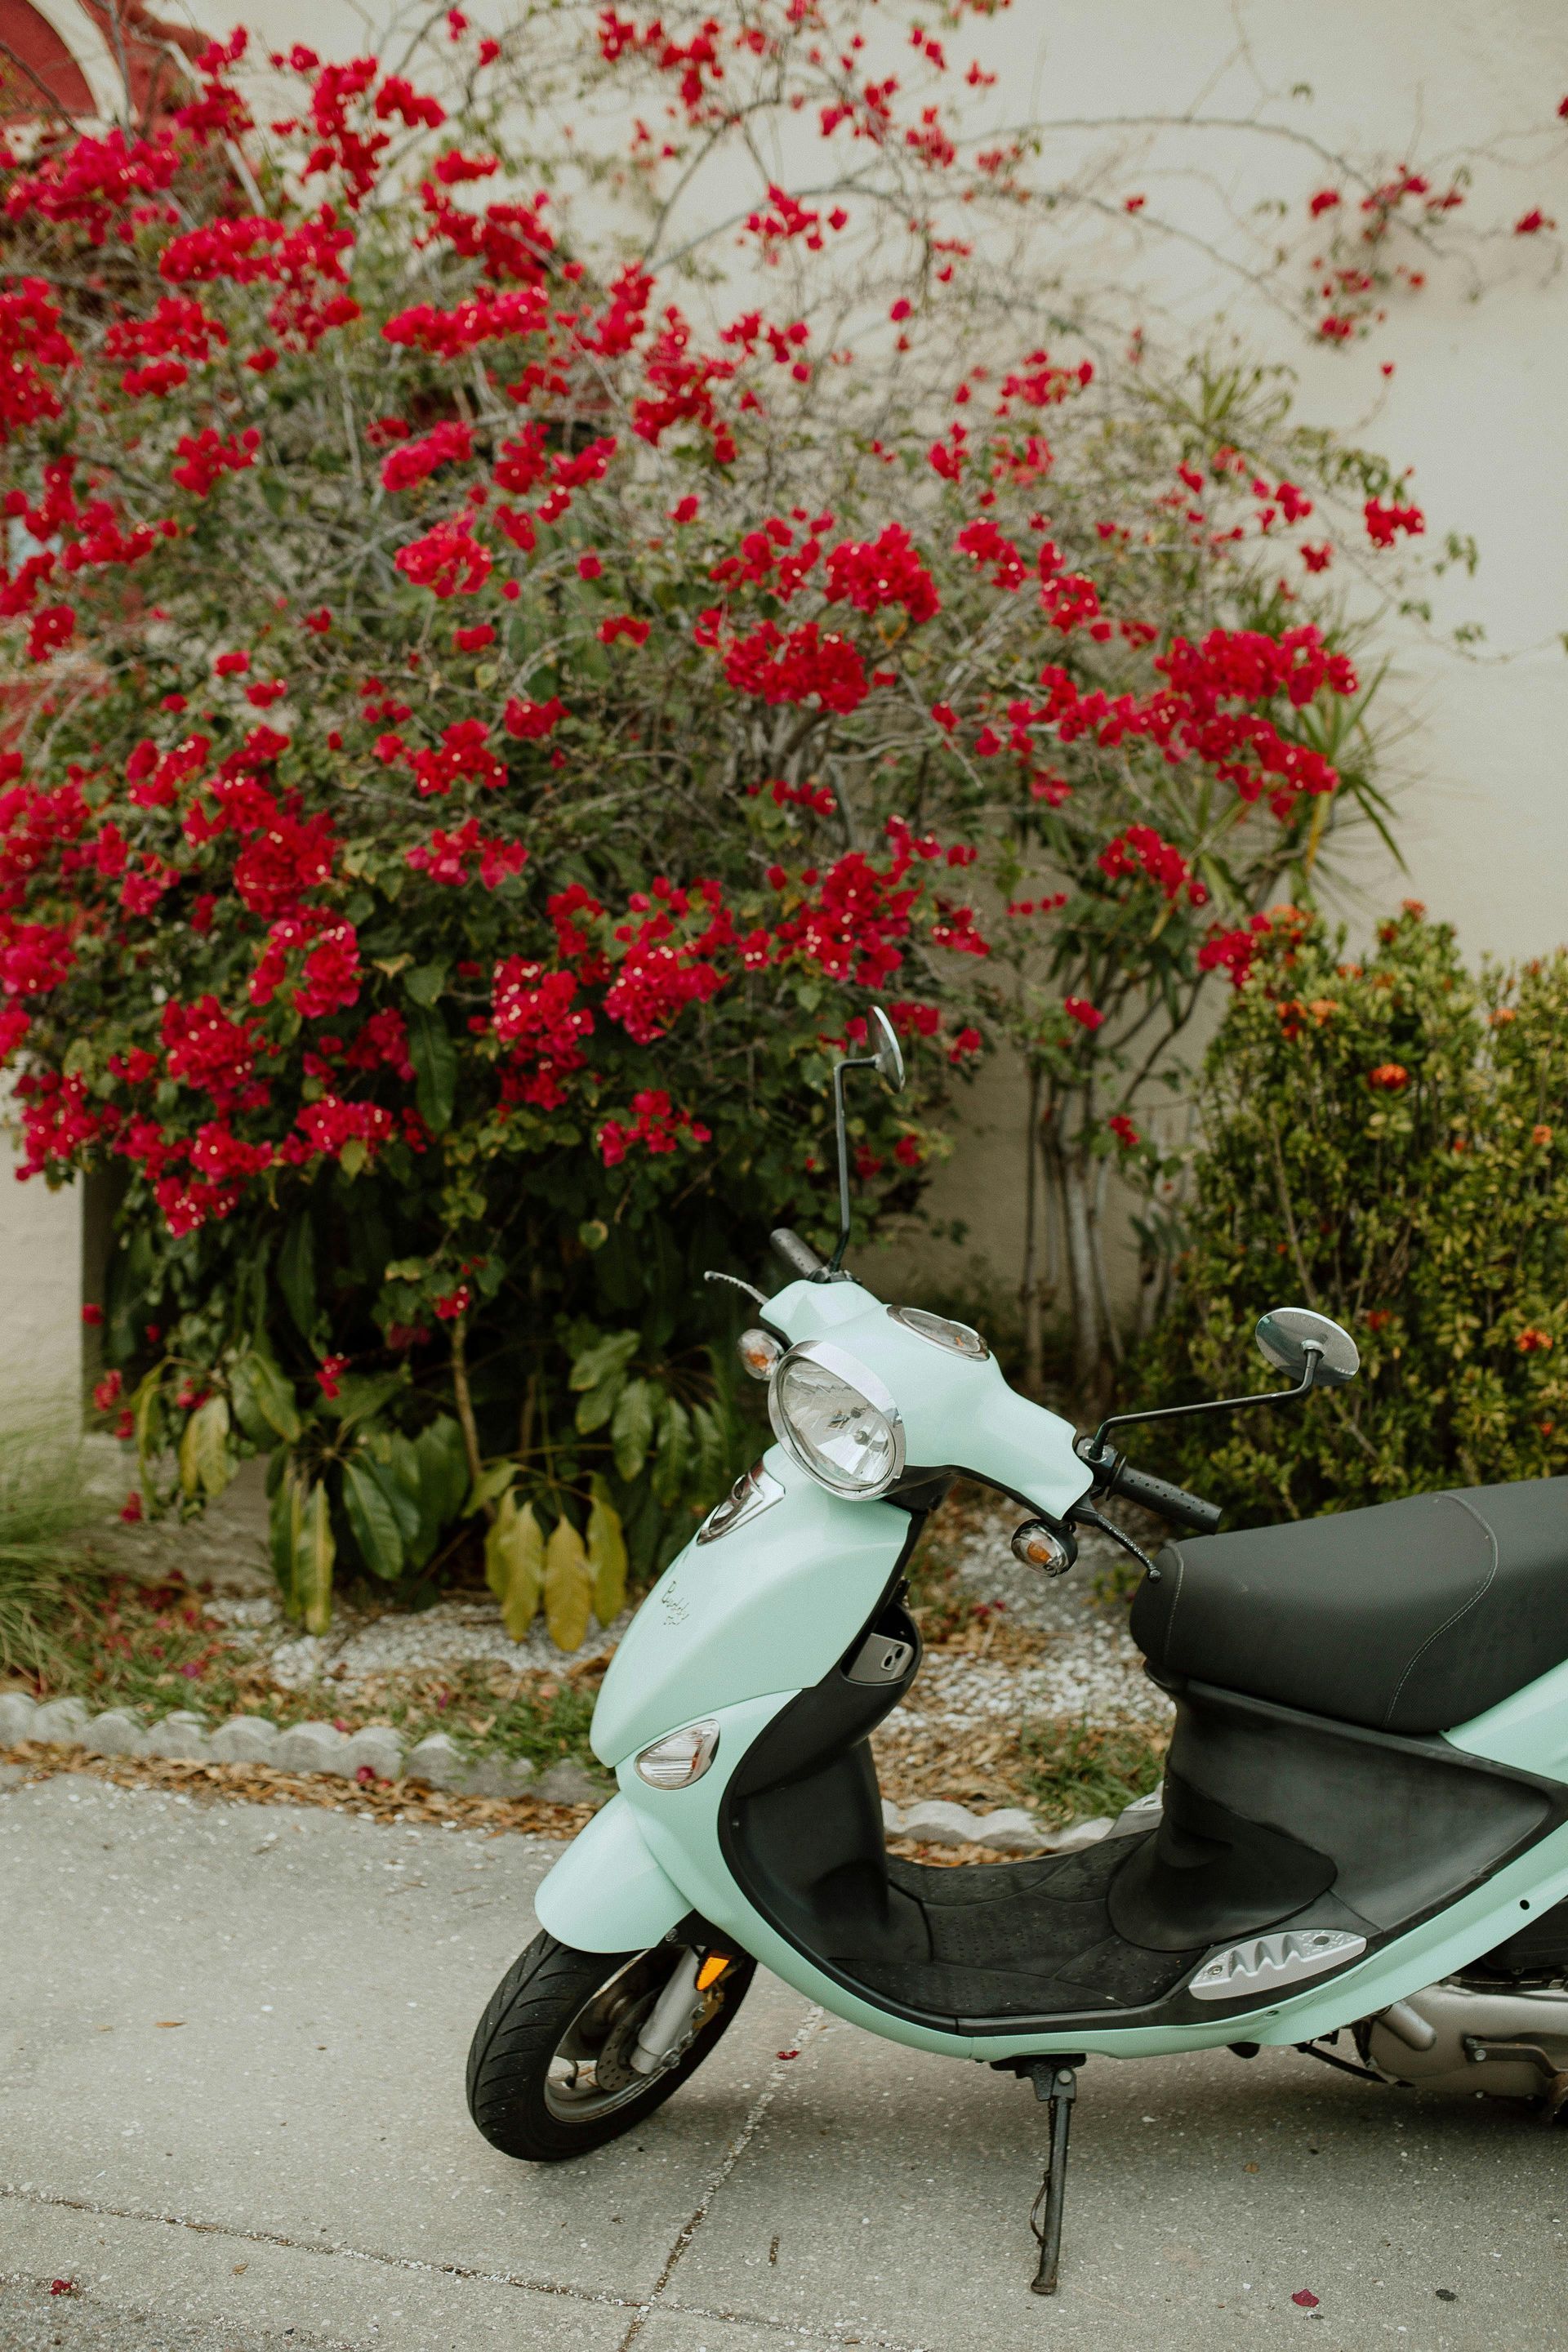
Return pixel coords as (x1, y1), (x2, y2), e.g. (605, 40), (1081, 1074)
(694, 1460), (786, 1546)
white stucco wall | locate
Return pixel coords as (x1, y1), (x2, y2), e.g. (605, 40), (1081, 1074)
(2, 0), (1565, 1363)
(0, 1089), (78, 1408)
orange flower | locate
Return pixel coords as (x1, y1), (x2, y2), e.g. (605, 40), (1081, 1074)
(1367, 1062), (1409, 1091)
(1517, 1328), (1554, 1355)
(1489, 1006), (1517, 1027)
(1534, 1125), (1553, 1147)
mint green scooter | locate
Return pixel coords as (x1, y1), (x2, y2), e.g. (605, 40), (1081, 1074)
(468, 1009), (1568, 2294)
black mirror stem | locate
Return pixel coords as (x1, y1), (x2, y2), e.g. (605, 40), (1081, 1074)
(1089, 1343), (1324, 1454)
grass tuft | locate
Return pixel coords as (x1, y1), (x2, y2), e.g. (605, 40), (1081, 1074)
(0, 1424), (105, 1686)
(1019, 1716), (1169, 1825)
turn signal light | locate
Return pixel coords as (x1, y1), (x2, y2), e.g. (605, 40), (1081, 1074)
(1010, 1520), (1075, 1576)
(737, 1328), (782, 1382)
(696, 1953), (732, 1991)
(635, 1719), (720, 1789)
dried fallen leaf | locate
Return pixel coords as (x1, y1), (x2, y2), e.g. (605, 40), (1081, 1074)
(154, 2020), (184, 2029)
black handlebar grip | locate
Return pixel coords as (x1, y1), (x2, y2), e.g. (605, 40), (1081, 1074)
(1107, 1461), (1223, 1536)
(770, 1227), (825, 1279)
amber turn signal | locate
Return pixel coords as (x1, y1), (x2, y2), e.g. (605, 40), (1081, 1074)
(1009, 1520), (1074, 1575)
(737, 1328), (782, 1381)
(696, 1953), (732, 1991)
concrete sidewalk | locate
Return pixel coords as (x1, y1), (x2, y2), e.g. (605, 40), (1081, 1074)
(0, 1771), (1557, 2352)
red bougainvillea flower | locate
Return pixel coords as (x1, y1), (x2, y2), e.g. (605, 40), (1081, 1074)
(1108, 1113), (1140, 1148)
(1367, 1062), (1410, 1091)
(81, 1300), (103, 1325)
(1364, 497), (1424, 549)
(119, 1493), (143, 1523)
(1514, 209), (1556, 236)
(1064, 996), (1104, 1030)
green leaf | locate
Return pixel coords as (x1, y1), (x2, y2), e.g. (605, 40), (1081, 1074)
(404, 962), (447, 1008)
(341, 1455), (405, 1581)
(577, 1218), (609, 1252)
(179, 1395), (234, 1503)
(322, 1370), (405, 1431)
(269, 1457), (306, 1611)
(569, 1329), (639, 1392)
(232, 1348), (301, 1445)
(408, 1003), (457, 1134)
(485, 1493), (545, 1641)
(544, 1514), (594, 1652)
(464, 1459), (518, 1517)
(295, 1481), (336, 1634)
(652, 1396), (691, 1508)
(586, 1478), (628, 1624)
(278, 1218), (318, 1345)
(414, 1415), (469, 1529)
(611, 1377), (656, 1481)
(575, 1372), (626, 1437)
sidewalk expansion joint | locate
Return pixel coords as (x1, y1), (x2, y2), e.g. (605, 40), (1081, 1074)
(0, 2176), (929, 2348)
(614, 2003), (832, 2352)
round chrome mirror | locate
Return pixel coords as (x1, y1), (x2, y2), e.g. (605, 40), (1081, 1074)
(1255, 1306), (1360, 1388)
(869, 1005), (906, 1091)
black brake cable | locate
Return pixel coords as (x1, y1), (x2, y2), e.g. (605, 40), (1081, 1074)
(1071, 1501), (1158, 1581)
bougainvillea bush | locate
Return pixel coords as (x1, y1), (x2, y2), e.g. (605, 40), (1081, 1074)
(1140, 905), (1568, 1525)
(0, 4), (1428, 1628)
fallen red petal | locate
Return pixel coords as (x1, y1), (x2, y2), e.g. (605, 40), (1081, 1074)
(1292, 2289), (1320, 2308)
(776, 2049), (799, 2060)
(50, 2279), (75, 2296)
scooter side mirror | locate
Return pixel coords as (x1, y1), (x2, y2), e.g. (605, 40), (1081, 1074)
(869, 1004), (905, 1091)
(1255, 1307), (1360, 1388)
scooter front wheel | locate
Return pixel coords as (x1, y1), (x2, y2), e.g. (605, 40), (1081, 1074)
(466, 1930), (755, 2161)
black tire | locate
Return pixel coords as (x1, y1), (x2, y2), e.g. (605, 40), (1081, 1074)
(466, 1930), (756, 2161)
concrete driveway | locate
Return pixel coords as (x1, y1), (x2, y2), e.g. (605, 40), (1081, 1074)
(0, 1768), (1558, 2352)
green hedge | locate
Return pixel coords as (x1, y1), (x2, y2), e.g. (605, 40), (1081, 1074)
(1141, 904), (1568, 1522)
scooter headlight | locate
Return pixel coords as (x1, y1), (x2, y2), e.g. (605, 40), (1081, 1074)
(768, 1341), (906, 1499)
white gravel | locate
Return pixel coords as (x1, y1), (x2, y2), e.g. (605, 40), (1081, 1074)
(929, 1503), (1175, 1729)
(205, 1592), (630, 1690)
(200, 1496), (1169, 1731)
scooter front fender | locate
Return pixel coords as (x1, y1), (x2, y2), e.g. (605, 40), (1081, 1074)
(533, 1793), (689, 1953)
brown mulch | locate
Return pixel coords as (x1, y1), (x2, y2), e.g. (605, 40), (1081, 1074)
(0, 1740), (596, 1838)
(2, 1742), (1040, 1868)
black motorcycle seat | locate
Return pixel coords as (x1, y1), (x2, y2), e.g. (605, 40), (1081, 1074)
(1130, 1477), (1568, 1735)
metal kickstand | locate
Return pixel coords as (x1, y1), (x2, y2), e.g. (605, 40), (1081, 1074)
(1027, 2058), (1084, 2296)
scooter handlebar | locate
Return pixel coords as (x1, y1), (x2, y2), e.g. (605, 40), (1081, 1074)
(1103, 1459), (1223, 1536)
(770, 1227), (825, 1280)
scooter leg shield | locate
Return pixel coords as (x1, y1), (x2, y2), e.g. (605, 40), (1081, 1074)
(533, 1793), (689, 1953)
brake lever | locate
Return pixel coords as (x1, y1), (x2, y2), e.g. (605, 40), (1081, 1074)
(703, 1270), (768, 1307)
(1069, 1502), (1160, 1584)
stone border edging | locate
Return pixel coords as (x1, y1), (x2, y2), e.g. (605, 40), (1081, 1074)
(0, 1692), (601, 1806)
(0, 1693), (1147, 1853)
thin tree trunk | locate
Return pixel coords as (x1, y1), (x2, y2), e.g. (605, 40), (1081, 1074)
(1057, 1141), (1104, 1401)
(450, 1315), (492, 1518)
